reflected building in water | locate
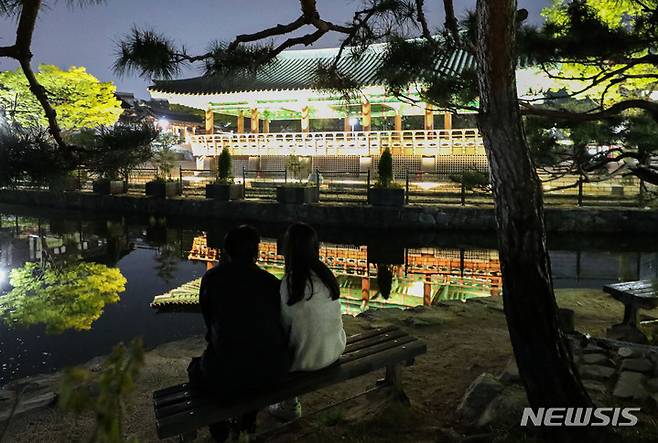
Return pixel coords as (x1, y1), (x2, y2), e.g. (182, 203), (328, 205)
(176, 234), (502, 314)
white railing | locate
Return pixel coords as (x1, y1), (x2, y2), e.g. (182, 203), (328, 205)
(190, 129), (485, 157)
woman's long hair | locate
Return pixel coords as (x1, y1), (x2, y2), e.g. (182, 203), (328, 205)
(283, 222), (340, 305)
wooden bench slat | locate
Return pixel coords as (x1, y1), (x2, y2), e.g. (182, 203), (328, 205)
(627, 287), (658, 297)
(156, 339), (426, 439)
(155, 333), (418, 411)
(343, 329), (408, 354)
(153, 326), (403, 403)
(604, 280), (658, 293)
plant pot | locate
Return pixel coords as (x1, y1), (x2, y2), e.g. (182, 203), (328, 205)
(145, 181), (179, 198)
(276, 186), (319, 204)
(205, 183), (244, 201)
(48, 175), (80, 192)
(367, 187), (405, 207)
(93, 179), (126, 195)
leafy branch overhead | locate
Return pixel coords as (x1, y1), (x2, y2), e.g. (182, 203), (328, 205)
(0, 0), (106, 149)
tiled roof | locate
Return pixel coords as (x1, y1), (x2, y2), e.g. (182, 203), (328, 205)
(149, 42), (474, 96)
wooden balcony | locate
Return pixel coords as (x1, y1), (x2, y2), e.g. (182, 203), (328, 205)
(190, 129), (485, 157)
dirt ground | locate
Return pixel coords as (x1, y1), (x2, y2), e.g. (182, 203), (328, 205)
(2, 288), (657, 442)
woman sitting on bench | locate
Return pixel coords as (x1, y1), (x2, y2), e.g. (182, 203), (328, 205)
(269, 222), (347, 421)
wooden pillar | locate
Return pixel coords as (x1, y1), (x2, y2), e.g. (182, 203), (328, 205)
(263, 119), (270, 133)
(361, 101), (371, 132)
(250, 108), (259, 133)
(423, 276), (432, 306)
(237, 111), (245, 133)
(394, 110), (402, 132)
(424, 104), (434, 130)
(301, 106), (310, 133)
(344, 113), (351, 132)
(205, 109), (214, 134)
(444, 112), (453, 130)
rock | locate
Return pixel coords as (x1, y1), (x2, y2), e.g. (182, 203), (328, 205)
(558, 308), (575, 333)
(85, 356), (106, 372)
(0, 374), (60, 421)
(579, 364), (616, 381)
(618, 347), (641, 359)
(613, 371), (647, 400)
(457, 373), (504, 425)
(581, 353), (611, 366)
(477, 385), (529, 428)
(646, 378), (658, 392)
(498, 358), (520, 384)
(606, 324), (648, 344)
(582, 380), (608, 395)
(619, 358), (653, 374)
(652, 393), (658, 408)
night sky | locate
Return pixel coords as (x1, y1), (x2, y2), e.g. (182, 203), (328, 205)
(0, 0), (551, 98)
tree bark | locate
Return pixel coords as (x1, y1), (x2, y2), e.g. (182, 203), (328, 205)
(475, 0), (593, 434)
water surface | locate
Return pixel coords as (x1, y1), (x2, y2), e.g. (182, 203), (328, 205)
(1, 205), (656, 384)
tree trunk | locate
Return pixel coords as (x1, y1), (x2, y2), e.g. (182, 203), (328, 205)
(475, 0), (592, 426)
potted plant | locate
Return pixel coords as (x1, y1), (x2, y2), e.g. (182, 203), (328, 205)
(205, 147), (243, 200)
(276, 155), (318, 204)
(145, 133), (180, 198)
(368, 148), (404, 206)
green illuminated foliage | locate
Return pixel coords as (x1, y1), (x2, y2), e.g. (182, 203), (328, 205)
(0, 65), (122, 130)
(537, 1), (658, 105)
(151, 132), (178, 181)
(0, 262), (126, 334)
(58, 338), (144, 443)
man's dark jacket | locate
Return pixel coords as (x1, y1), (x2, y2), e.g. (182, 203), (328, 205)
(195, 261), (289, 395)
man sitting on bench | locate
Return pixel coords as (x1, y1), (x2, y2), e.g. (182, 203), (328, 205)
(187, 225), (289, 442)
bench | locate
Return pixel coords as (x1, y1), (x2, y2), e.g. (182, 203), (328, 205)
(603, 279), (658, 342)
(153, 325), (426, 441)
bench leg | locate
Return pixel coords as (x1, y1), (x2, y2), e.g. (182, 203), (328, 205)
(382, 364), (410, 405)
(622, 303), (639, 328)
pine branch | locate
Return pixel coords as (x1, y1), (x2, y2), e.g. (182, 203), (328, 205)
(226, 16), (308, 52)
(521, 100), (658, 123)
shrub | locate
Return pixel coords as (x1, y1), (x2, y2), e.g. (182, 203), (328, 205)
(378, 148), (393, 187)
(451, 169), (491, 192)
(218, 147), (233, 183)
(80, 123), (158, 181)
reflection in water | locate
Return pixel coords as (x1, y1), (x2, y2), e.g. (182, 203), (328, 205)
(1, 209), (657, 384)
(0, 261), (126, 334)
(158, 235), (503, 315)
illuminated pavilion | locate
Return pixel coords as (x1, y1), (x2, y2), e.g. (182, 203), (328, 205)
(149, 42), (488, 177)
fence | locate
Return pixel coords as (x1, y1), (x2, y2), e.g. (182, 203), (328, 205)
(179, 167), (215, 197)
(4, 165), (655, 208)
(314, 169), (371, 203)
(242, 169), (288, 200)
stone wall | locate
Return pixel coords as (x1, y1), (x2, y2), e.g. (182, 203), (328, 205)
(1, 189), (658, 233)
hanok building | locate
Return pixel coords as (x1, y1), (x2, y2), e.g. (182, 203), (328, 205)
(149, 43), (487, 179)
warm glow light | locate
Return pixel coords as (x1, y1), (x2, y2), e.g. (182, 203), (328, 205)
(157, 118), (170, 129)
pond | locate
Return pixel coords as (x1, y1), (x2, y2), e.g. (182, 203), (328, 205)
(1, 204), (657, 385)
